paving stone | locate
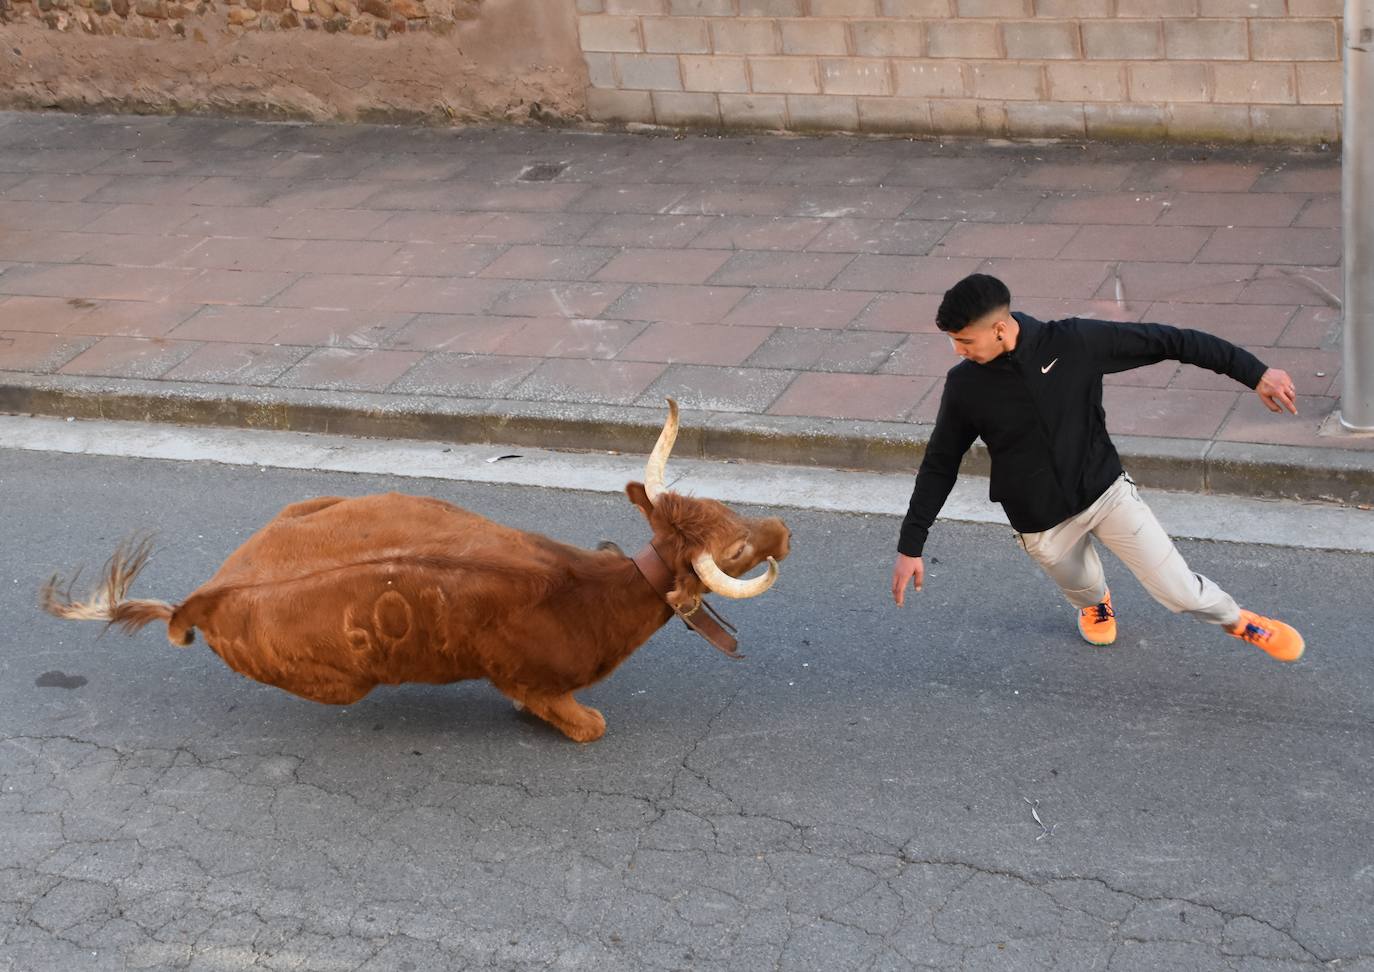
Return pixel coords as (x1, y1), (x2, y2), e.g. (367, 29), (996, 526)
(0, 330), (97, 371)
(851, 292), (943, 333)
(580, 214), (715, 248)
(172, 269), (299, 305)
(881, 157), (1017, 189)
(373, 278), (514, 316)
(904, 189), (1044, 223)
(385, 315), (531, 354)
(0, 264), (200, 302)
(978, 257), (1113, 299)
(831, 255), (983, 294)
(1, 174), (115, 201)
(366, 212), (498, 244)
(376, 243), (504, 277)
(1139, 301), (1296, 345)
(1217, 394), (1373, 450)
(878, 332), (961, 377)
(637, 363), (797, 412)
(478, 245), (618, 281)
(606, 284), (751, 324)
(768, 371), (936, 421)
(804, 218), (950, 256)
(0, 230), (108, 263)
(1155, 191), (1307, 227)
(1101, 385), (1240, 438)
(1196, 227), (1341, 266)
(0, 295), (199, 337)
(84, 175), (205, 204)
(934, 223), (1080, 259)
(387, 352), (542, 397)
(722, 289), (875, 329)
(56, 335), (197, 379)
(749, 328), (905, 373)
(1099, 262), (1257, 304)
(1026, 192), (1173, 226)
(469, 213), (603, 245)
(269, 209), (394, 241)
(788, 187), (920, 219)
(161, 342), (309, 385)
(275, 347), (425, 391)
(617, 322), (773, 366)
(494, 317), (645, 359)
(512, 358), (667, 406)
(1125, 161), (1265, 192)
(687, 216), (829, 251)
(488, 281), (629, 319)
(1058, 225), (1213, 263)
(1277, 305), (1341, 349)
(1002, 161), (1134, 191)
(669, 187), (801, 217)
(708, 251), (854, 288)
(81, 204), (200, 236)
(596, 248), (732, 285)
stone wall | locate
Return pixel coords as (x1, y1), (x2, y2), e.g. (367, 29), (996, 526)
(0, 0), (587, 124)
(0, 0), (1347, 141)
(577, 1), (1345, 143)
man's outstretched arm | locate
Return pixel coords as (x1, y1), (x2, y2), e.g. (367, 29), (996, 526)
(894, 381), (976, 607)
(1079, 318), (1299, 415)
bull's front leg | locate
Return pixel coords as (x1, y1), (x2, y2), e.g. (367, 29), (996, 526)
(501, 685), (606, 743)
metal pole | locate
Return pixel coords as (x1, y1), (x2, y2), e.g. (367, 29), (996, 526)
(1341, 0), (1374, 430)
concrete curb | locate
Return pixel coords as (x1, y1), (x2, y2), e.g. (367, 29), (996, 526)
(4, 372), (1374, 505)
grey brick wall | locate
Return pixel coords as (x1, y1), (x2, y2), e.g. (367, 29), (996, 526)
(576, 3), (1344, 142)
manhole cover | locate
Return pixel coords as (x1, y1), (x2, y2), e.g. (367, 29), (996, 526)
(518, 162), (567, 182)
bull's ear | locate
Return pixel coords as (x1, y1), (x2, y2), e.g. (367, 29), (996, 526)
(625, 482), (654, 520)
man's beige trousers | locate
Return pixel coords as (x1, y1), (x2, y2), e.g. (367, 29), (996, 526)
(1015, 474), (1242, 627)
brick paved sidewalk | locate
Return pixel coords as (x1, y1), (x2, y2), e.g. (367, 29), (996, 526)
(1, 111), (1369, 499)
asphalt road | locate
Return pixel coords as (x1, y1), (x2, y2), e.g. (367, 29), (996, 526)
(3, 448), (1371, 972)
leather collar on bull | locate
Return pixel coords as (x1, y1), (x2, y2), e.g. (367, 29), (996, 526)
(631, 542), (741, 658)
(40, 399), (792, 744)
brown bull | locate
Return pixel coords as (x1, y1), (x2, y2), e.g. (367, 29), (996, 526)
(41, 400), (791, 742)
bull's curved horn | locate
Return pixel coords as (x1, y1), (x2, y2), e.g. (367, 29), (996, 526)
(691, 552), (779, 599)
(643, 397), (679, 505)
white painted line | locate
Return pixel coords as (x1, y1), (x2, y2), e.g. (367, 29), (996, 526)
(3, 414), (1372, 553)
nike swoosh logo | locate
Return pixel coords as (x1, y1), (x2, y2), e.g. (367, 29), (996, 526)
(1041, 358), (1059, 374)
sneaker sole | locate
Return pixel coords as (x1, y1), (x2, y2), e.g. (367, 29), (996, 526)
(1261, 637), (1305, 663)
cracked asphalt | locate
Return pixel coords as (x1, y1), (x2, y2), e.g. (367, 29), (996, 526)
(3, 448), (1372, 971)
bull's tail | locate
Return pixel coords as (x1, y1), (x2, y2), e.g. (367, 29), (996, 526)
(41, 535), (195, 647)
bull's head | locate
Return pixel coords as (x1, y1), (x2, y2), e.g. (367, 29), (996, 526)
(626, 399), (790, 614)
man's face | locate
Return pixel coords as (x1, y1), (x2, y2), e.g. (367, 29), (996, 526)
(946, 308), (1011, 365)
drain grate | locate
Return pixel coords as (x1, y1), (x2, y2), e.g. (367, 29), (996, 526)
(518, 162), (567, 182)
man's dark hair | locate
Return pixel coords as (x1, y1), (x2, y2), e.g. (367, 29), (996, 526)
(935, 273), (1011, 333)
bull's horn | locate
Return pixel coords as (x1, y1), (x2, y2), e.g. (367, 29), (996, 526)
(643, 397), (679, 505)
(691, 552), (779, 599)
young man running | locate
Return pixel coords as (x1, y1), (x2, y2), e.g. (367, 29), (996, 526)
(890, 272), (1305, 662)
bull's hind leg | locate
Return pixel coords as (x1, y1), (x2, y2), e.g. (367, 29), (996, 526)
(501, 686), (606, 743)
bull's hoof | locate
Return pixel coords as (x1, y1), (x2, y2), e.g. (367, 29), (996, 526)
(562, 706), (606, 744)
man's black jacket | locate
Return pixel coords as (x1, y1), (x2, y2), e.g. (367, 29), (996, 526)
(898, 312), (1267, 558)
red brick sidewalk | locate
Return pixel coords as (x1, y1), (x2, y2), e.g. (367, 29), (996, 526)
(0, 111), (1365, 476)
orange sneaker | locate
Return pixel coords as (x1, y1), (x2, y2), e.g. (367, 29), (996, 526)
(1077, 590), (1116, 646)
(1228, 610), (1304, 662)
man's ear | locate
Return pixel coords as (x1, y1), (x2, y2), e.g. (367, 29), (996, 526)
(625, 482), (654, 520)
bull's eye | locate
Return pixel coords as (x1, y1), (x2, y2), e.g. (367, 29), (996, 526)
(723, 539), (749, 562)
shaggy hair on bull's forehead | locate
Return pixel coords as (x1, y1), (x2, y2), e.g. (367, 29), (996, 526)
(649, 492), (745, 550)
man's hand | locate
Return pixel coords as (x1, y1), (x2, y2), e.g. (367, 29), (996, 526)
(1255, 367), (1298, 415)
(892, 554), (925, 607)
